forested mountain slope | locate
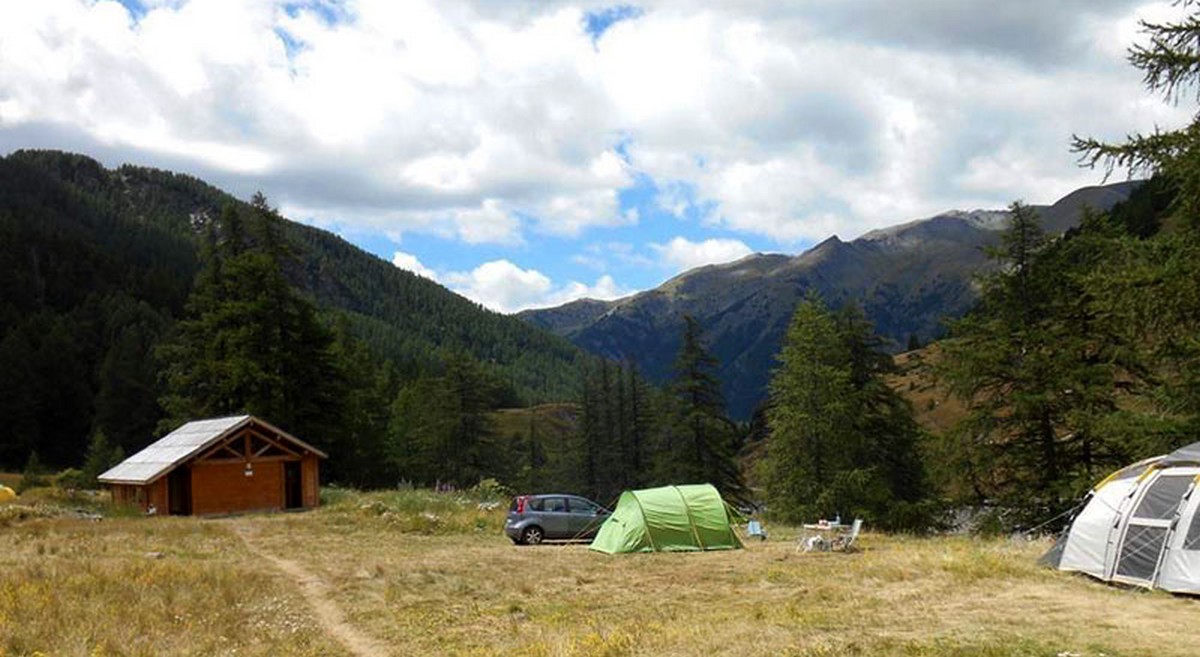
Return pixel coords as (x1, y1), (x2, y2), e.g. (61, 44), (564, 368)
(0, 150), (582, 468)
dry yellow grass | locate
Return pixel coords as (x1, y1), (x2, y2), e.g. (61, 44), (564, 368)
(0, 517), (348, 657)
(3, 489), (1198, 657)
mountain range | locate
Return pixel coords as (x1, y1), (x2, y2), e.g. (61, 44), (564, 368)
(0, 148), (1142, 439)
(519, 181), (1140, 419)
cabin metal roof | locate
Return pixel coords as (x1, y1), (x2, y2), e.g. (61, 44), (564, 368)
(97, 415), (327, 485)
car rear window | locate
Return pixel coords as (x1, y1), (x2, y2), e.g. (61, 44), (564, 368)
(543, 497), (567, 512)
(526, 497), (544, 511)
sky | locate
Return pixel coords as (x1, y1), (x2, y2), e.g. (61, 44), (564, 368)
(0, 0), (1191, 313)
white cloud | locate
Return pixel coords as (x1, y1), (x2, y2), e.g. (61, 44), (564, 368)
(391, 250), (439, 281)
(548, 275), (627, 306)
(444, 259), (629, 313)
(589, 1), (1191, 242)
(281, 198), (524, 246)
(651, 237), (754, 273)
(0, 0), (1189, 249)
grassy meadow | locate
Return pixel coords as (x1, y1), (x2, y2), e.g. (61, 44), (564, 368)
(1, 487), (1196, 657)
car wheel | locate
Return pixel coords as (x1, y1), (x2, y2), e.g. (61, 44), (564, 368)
(521, 526), (544, 545)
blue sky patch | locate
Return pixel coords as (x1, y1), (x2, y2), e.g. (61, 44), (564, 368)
(113, 0), (149, 21)
(584, 5), (643, 43)
(274, 27), (305, 60)
(282, 1), (349, 26)
(333, 165), (788, 301)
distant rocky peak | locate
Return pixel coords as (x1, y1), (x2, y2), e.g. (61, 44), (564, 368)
(952, 209), (1011, 231)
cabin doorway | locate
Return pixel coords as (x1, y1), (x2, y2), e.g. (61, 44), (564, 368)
(284, 461), (302, 509)
(167, 467), (192, 516)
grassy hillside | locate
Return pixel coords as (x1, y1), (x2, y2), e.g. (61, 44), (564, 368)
(491, 403), (580, 444)
(885, 345), (967, 437)
(2, 491), (1196, 656)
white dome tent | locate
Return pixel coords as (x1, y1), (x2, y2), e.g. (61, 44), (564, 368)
(1042, 442), (1200, 593)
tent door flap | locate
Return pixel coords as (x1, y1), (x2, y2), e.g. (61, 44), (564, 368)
(1109, 470), (1196, 585)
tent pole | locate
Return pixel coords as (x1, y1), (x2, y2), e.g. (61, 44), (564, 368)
(674, 485), (705, 550)
(629, 492), (658, 552)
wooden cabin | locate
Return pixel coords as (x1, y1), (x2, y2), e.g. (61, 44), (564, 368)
(98, 415), (325, 516)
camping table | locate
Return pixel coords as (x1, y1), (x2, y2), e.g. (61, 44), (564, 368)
(798, 523), (849, 552)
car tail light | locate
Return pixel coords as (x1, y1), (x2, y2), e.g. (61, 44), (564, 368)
(515, 495), (528, 513)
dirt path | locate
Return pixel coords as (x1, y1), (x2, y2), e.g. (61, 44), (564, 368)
(232, 523), (391, 657)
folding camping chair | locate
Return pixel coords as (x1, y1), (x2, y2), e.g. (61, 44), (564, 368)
(746, 519), (768, 541)
(830, 518), (863, 552)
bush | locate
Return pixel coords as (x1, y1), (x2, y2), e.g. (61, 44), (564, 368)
(877, 499), (950, 534)
(18, 452), (49, 493)
(54, 468), (89, 490)
(319, 484), (357, 507)
(470, 477), (511, 503)
(81, 431), (124, 488)
(319, 487), (507, 535)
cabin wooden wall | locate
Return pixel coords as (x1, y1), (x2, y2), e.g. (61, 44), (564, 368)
(191, 460), (284, 515)
(110, 484), (138, 508)
(110, 479), (167, 513)
(148, 478), (168, 513)
(302, 455), (320, 508)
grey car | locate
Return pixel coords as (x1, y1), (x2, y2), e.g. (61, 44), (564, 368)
(505, 494), (610, 545)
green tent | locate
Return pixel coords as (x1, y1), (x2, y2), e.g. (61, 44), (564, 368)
(589, 484), (743, 554)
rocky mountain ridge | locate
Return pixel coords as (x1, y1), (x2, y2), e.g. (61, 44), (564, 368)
(519, 181), (1141, 419)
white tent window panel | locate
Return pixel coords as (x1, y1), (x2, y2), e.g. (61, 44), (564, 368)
(1132, 474), (1194, 520)
(1116, 525), (1170, 580)
(1184, 494), (1200, 550)
(1109, 472), (1193, 584)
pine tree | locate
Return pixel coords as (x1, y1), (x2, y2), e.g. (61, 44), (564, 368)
(762, 296), (931, 527)
(575, 358), (622, 500)
(81, 430), (124, 488)
(937, 203), (1135, 517)
(388, 376), (439, 484)
(93, 297), (168, 453)
(328, 319), (396, 486)
(439, 352), (503, 487)
(762, 297), (854, 523)
(158, 198), (346, 457)
(386, 353), (504, 488)
(578, 359), (602, 495)
(1072, 4), (1200, 423)
(622, 360), (653, 489)
(19, 451), (49, 492)
(836, 305), (930, 519)
(658, 315), (744, 499)
(1073, 2), (1200, 226)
